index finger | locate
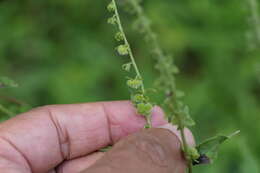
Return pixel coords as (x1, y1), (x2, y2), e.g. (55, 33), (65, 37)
(0, 101), (166, 173)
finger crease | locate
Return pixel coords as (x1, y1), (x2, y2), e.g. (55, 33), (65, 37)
(47, 108), (70, 160)
(0, 136), (33, 173)
(101, 103), (114, 145)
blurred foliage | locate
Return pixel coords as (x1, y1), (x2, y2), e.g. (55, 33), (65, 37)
(0, 0), (260, 172)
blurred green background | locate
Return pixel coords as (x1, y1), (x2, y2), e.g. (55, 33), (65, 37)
(0, 0), (260, 172)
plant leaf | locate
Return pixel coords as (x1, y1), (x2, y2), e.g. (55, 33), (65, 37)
(195, 130), (240, 164)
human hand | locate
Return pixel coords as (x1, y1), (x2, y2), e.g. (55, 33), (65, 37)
(0, 101), (194, 173)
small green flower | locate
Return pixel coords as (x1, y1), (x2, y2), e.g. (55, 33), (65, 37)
(137, 102), (153, 116)
(107, 1), (115, 12)
(122, 62), (132, 72)
(115, 32), (124, 41)
(127, 78), (142, 89)
(117, 44), (129, 55)
(107, 15), (117, 25)
(187, 147), (200, 161)
(132, 94), (145, 103)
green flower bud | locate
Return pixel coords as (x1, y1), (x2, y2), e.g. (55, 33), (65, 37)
(107, 1), (115, 12)
(187, 147), (200, 160)
(127, 78), (142, 89)
(107, 15), (117, 25)
(132, 94), (145, 103)
(137, 102), (153, 116)
(122, 62), (132, 72)
(117, 44), (129, 55)
(115, 32), (124, 41)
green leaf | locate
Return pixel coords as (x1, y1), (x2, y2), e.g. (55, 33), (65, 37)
(0, 77), (18, 88)
(195, 131), (240, 164)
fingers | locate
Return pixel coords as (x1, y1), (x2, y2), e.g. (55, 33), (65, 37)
(55, 124), (194, 173)
(56, 152), (104, 173)
(159, 124), (195, 146)
(0, 101), (167, 173)
(83, 127), (189, 173)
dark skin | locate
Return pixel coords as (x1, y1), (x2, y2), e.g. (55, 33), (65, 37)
(0, 101), (194, 173)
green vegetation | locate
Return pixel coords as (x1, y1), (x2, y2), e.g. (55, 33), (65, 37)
(0, 0), (259, 172)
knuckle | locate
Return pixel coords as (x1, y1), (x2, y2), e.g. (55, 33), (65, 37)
(130, 132), (169, 166)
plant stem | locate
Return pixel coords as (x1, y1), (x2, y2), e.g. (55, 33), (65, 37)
(0, 104), (13, 117)
(111, 0), (152, 128)
(248, 0), (260, 44)
(112, 0), (145, 93)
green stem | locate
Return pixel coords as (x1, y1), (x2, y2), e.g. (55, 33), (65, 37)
(145, 116), (152, 128)
(0, 104), (14, 117)
(249, 0), (260, 44)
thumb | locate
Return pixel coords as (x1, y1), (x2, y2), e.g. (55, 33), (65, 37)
(82, 126), (190, 173)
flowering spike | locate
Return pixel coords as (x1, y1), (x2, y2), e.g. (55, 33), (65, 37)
(107, 0), (152, 128)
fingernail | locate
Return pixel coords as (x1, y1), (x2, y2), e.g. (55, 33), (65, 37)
(157, 124), (195, 146)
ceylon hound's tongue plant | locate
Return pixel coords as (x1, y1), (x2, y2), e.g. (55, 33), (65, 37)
(107, 0), (239, 173)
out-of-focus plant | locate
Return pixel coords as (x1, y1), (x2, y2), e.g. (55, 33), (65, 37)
(122, 0), (196, 171)
(0, 77), (17, 117)
(0, 76), (31, 120)
(0, 77), (18, 88)
(247, 0), (260, 48)
(107, 1), (240, 173)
